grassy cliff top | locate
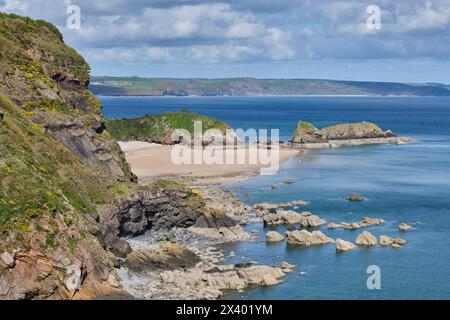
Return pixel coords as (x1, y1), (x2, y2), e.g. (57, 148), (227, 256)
(0, 13), (89, 85)
(106, 110), (231, 143)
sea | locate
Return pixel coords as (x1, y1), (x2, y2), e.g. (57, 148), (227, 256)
(101, 96), (450, 300)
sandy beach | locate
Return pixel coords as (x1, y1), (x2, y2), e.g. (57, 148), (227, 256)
(118, 141), (300, 184)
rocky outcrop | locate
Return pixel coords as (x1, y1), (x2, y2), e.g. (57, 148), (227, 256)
(141, 264), (289, 300)
(266, 231), (285, 243)
(328, 217), (385, 230)
(290, 121), (413, 148)
(356, 231), (378, 247)
(0, 14), (131, 181)
(126, 242), (200, 273)
(321, 122), (394, 140)
(99, 185), (240, 256)
(292, 121), (394, 144)
(286, 230), (334, 246)
(291, 121), (327, 144)
(263, 211), (326, 228)
(121, 242), (291, 300)
(335, 239), (357, 252)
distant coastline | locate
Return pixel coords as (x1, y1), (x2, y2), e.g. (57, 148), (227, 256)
(90, 76), (450, 97)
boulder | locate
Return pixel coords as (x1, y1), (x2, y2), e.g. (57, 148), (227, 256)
(266, 231), (285, 243)
(0, 252), (15, 268)
(286, 230), (334, 246)
(263, 210), (326, 228)
(379, 235), (394, 246)
(356, 231), (378, 247)
(335, 239), (357, 252)
(380, 236), (407, 248)
(399, 223), (414, 231)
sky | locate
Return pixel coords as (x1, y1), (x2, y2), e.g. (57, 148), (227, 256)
(1, 0), (450, 83)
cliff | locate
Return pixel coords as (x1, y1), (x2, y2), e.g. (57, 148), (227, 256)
(0, 13), (237, 300)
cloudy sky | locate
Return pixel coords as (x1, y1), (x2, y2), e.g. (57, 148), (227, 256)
(1, 0), (450, 83)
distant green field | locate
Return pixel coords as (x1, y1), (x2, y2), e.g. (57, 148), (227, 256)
(90, 76), (450, 97)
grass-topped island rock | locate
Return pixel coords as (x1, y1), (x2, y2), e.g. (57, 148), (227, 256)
(107, 110), (234, 146)
(290, 121), (413, 149)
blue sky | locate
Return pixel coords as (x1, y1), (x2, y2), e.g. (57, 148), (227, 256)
(1, 0), (450, 83)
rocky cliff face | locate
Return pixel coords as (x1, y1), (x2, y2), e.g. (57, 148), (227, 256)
(0, 13), (130, 180)
(291, 121), (394, 144)
(0, 13), (238, 300)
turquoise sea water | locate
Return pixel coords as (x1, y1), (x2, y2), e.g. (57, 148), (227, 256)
(101, 96), (450, 300)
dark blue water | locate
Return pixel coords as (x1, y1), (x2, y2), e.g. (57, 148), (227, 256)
(101, 96), (450, 299)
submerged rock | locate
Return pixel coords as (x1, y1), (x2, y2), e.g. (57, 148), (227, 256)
(327, 217), (385, 230)
(356, 231), (378, 247)
(286, 230), (334, 246)
(266, 231), (285, 243)
(399, 223), (414, 231)
(345, 194), (365, 202)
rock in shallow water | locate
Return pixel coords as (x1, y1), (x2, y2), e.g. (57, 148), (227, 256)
(356, 231), (378, 247)
(335, 239), (357, 252)
(266, 231), (285, 243)
(286, 230), (334, 246)
(399, 223), (414, 231)
(263, 210), (326, 228)
(345, 194), (365, 202)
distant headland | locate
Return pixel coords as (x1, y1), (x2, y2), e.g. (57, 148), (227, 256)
(90, 76), (450, 97)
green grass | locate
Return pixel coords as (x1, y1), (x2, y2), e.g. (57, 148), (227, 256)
(106, 110), (230, 143)
(297, 121), (317, 131)
(0, 93), (117, 248)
